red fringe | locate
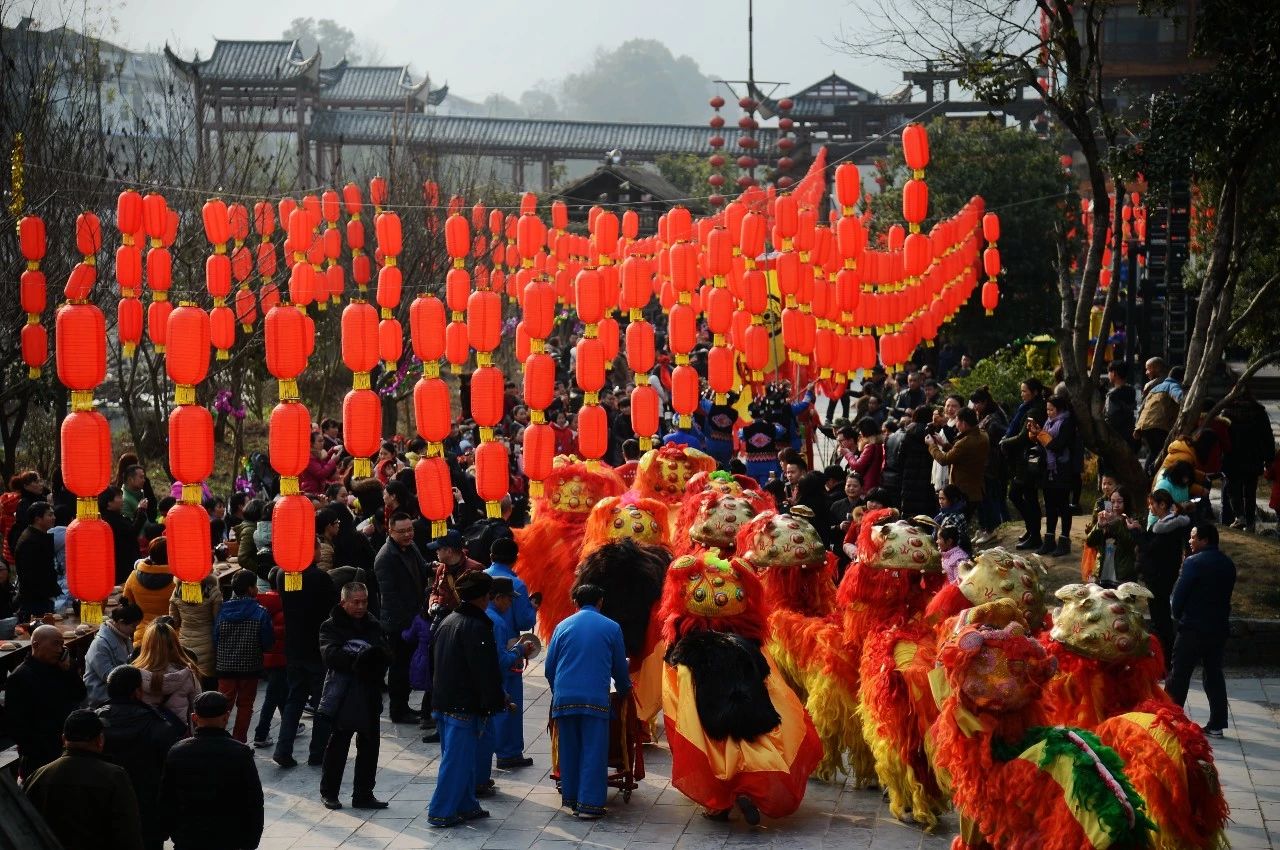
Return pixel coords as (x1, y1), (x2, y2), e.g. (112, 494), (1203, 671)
(514, 513), (587, 642)
(1037, 636), (1173, 728)
(581, 495), (671, 557)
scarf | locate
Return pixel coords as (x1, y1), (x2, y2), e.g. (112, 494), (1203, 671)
(1043, 412), (1067, 475)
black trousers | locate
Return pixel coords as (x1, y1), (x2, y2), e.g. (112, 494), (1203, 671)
(1141, 565), (1178, 665)
(1142, 429), (1168, 476)
(320, 722), (380, 799)
(1008, 480), (1041, 538)
(1042, 485), (1072, 538)
(388, 632), (414, 715)
(1165, 627), (1229, 731)
(1223, 474), (1258, 527)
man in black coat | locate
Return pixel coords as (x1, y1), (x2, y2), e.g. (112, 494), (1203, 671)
(428, 571), (509, 827)
(5, 624), (87, 779)
(374, 511), (428, 723)
(271, 555), (339, 769)
(158, 691), (264, 850)
(25, 709), (144, 850)
(14, 501), (59, 617)
(1222, 388), (1276, 531)
(99, 486), (147, 585)
(96, 665), (185, 850)
(317, 582), (390, 811)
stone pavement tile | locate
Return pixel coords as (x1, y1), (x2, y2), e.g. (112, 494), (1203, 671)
(529, 841), (584, 850)
(1223, 824), (1272, 850)
(644, 803), (698, 824)
(582, 829), (634, 849)
(537, 816), (598, 841)
(672, 834), (727, 850)
(480, 827), (543, 849)
(1248, 768), (1280, 787)
(293, 826), (358, 849)
(626, 822), (688, 844)
(1259, 799), (1280, 820)
(1229, 808), (1266, 829)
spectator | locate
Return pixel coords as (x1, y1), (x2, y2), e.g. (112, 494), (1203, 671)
(1, 471), (39, 565)
(1104, 361), (1139, 450)
(484, 539), (536, 766)
(1003, 407), (1047, 551)
(206, 496), (228, 546)
(830, 472), (865, 546)
(100, 486), (147, 585)
(301, 431), (341, 497)
(375, 512), (429, 724)
(463, 495), (515, 567)
(780, 456), (808, 510)
(938, 524), (968, 584)
(123, 537), (176, 646)
(894, 372), (925, 414)
(927, 407), (990, 510)
(1265, 454), (1280, 535)
(318, 582), (390, 811)
(6, 624), (87, 779)
(84, 602), (144, 707)
(952, 353), (974, 379)
(1137, 490), (1191, 663)
(1160, 429), (1219, 499)
(271, 545), (338, 769)
(1222, 388), (1275, 531)
(968, 387), (1009, 543)
(25, 709), (144, 850)
(933, 484), (972, 552)
(96, 665), (185, 850)
(235, 499), (264, 580)
(1032, 395), (1078, 557)
(251, 584), (288, 748)
(476, 576), (538, 787)
(1166, 522), (1235, 737)
(844, 418), (884, 492)
(320, 417), (342, 451)
(120, 464), (149, 523)
(158, 691), (265, 850)
(141, 496), (176, 544)
(895, 406), (938, 517)
(0, 557), (13, 619)
(331, 497), (378, 577)
(792, 472), (837, 548)
(168, 571), (222, 690)
(822, 465), (848, 515)
(315, 504), (342, 571)
(543, 583), (631, 820)
(14, 501), (59, 617)
(132, 619), (201, 728)
(1083, 488), (1142, 586)
(214, 570), (274, 743)
(1135, 357), (1183, 476)
(401, 591), (438, 743)
(428, 571), (508, 826)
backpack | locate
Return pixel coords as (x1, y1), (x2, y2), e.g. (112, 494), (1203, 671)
(216, 612), (266, 675)
(462, 518), (511, 565)
(1136, 389), (1179, 433)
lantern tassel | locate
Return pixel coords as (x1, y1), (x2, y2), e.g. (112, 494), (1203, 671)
(76, 497), (99, 521)
(284, 571), (302, 592)
(353, 372), (371, 390)
(277, 378), (298, 401)
(529, 480), (543, 498)
(353, 458), (372, 479)
(181, 484), (202, 504)
(486, 501), (501, 519)
(639, 437), (652, 451)
(123, 342), (136, 358)
(216, 349), (229, 360)
(431, 520), (448, 538)
(280, 476), (300, 496)
(79, 601), (103, 626)
(28, 366), (41, 379)
(680, 414), (691, 428)
(479, 426), (494, 443)
(181, 581), (203, 603)
(70, 390), (94, 412)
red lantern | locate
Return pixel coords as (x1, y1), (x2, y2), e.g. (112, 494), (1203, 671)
(273, 494), (315, 590)
(266, 305), (309, 397)
(414, 378), (453, 447)
(575, 338), (606, 394)
(835, 164), (861, 211)
(168, 502), (212, 599)
(376, 211), (402, 256)
(66, 518), (113, 623)
(474, 441), (509, 517)
(169, 404), (213, 491)
(342, 389), (382, 478)
(523, 353), (556, 414)
(670, 365), (699, 427)
(118, 298), (143, 357)
(445, 213), (470, 261)
(631, 386), (659, 448)
(471, 366), (505, 428)
(626, 320), (655, 375)
(522, 423), (555, 495)
(60, 410), (110, 503)
(744, 323), (769, 379)
(467, 290), (502, 354)
(18, 215), (46, 262)
(903, 179), (929, 224)
(668, 302), (696, 355)
(577, 404), (608, 461)
(342, 301), (380, 377)
(707, 345), (734, 402)
(982, 213), (1001, 243)
(378, 318), (403, 366)
(165, 305), (211, 393)
(55, 303), (106, 395)
(902, 123), (930, 171)
(410, 295), (446, 364)
(210, 306), (235, 359)
(146, 247), (172, 292)
(522, 280), (556, 340)
(269, 400), (311, 490)
(981, 281), (1000, 316)
(416, 455), (454, 536)
(575, 269), (606, 326)
(983, 247), (1001, 278)
(202, 198), (230, 246)
(445, 321), (470, 373)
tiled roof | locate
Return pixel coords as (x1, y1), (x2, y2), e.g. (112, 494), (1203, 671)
(310, 110), (777, 158)
(758, 73), (879, 119)
(318, 65), (429, 104)
(557, 164), (689, 202)
(165, 39), (319, 83)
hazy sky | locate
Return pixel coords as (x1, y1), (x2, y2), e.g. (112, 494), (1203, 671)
(20, 0), (908, 103)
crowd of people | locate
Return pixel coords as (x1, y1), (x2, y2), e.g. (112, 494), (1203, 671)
(0, 345), (1272, 847)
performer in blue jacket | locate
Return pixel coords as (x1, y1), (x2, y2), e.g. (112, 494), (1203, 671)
(543, 583), (631, 819)
(484, 538), (536, 768)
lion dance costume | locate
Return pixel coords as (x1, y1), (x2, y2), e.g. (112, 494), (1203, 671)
(659, 550), (822, 823)
(514, 458), (624, 641)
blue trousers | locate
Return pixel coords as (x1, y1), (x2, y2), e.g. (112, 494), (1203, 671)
(705, 438), (732, 467)
(428, 713), (487, 827)
(492, 673), (524, 760)
(745, 460), (779, 488)
(556, 713), (610, 815)
(475, 717), (495, 786)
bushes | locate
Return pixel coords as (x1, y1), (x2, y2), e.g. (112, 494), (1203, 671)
(949, 346), (1054, 411)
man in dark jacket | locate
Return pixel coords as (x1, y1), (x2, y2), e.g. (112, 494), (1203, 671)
(1221, 388), (1276, 531)
(25, 709), (144, 850)
(318, 582), (389, 811)
(96, 665), (185, 850)
(428, 571), (509, 827)
(14, 501), (58, 617)
(6, 624), (87, 779)
(271, 554), (339, 769)
(100, 486), (146, 585)
(1166, 522), (1236, 737)
(898, 407), (938, 517)
(158, 691), (264, 850)
(375, 512), (428, 724)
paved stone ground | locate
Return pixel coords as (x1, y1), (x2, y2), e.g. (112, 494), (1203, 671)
(248, 659), (1280, 850)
